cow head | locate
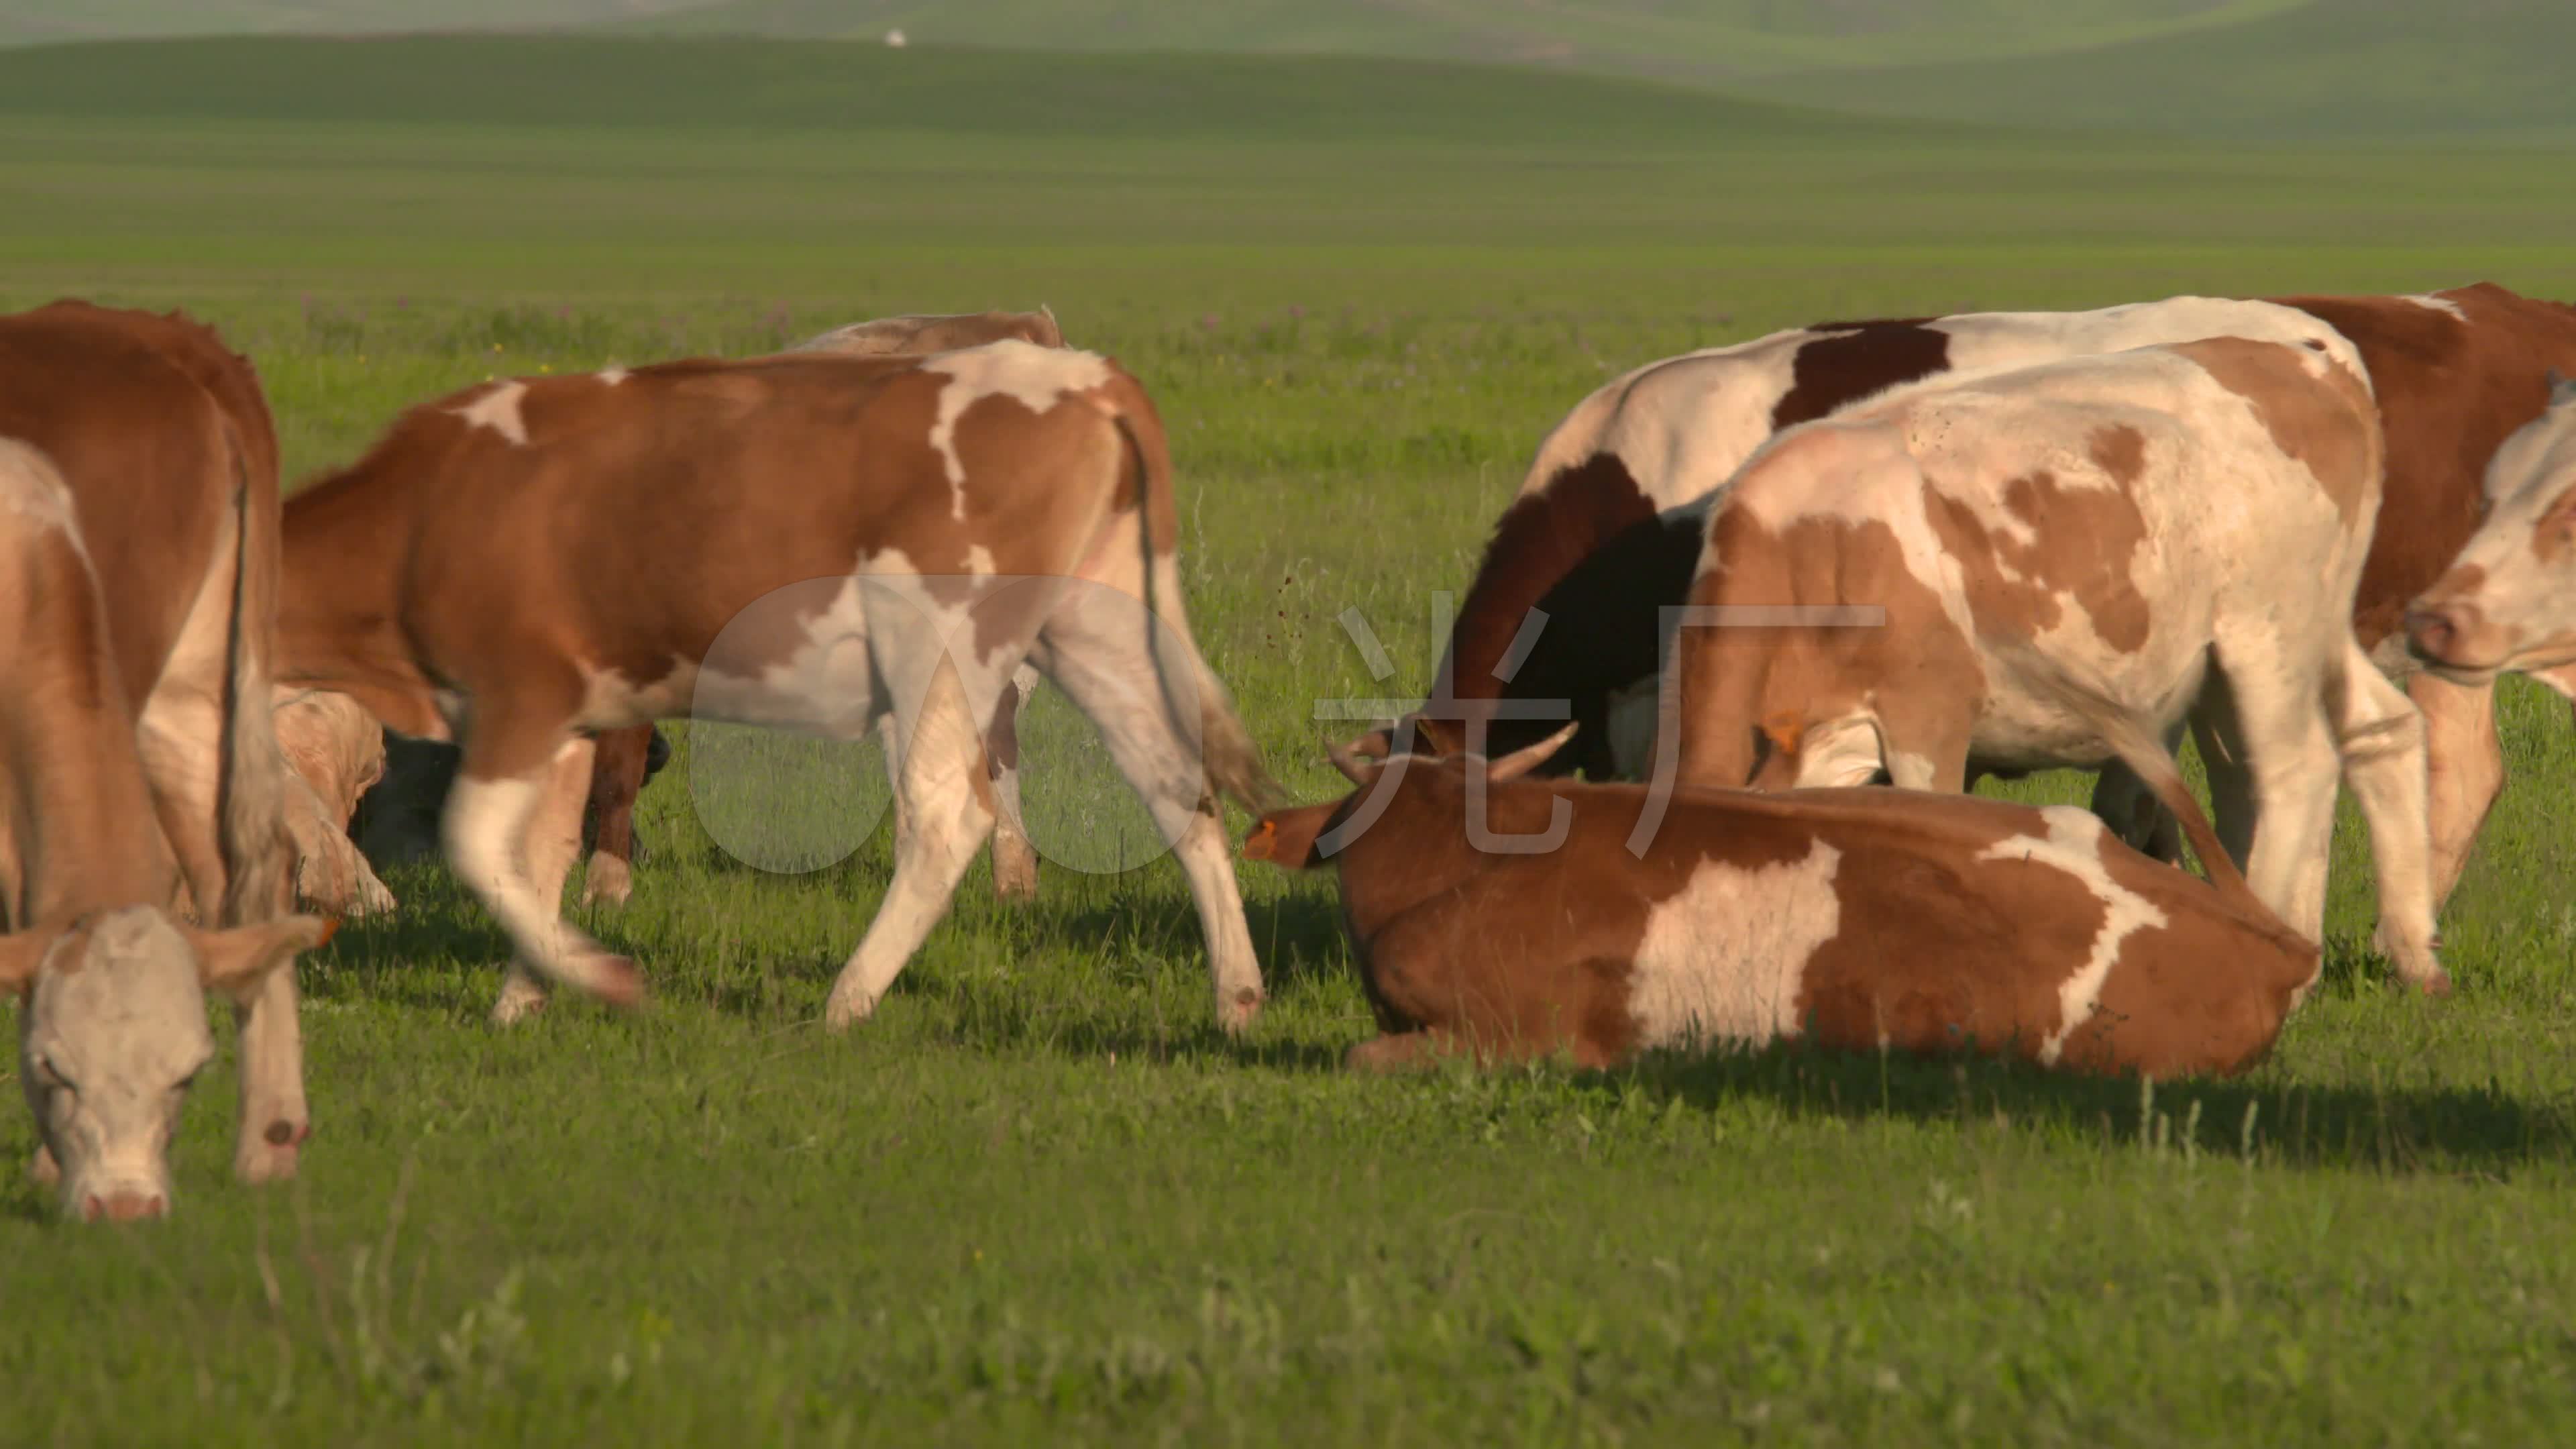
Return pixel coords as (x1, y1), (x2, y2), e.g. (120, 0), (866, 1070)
(1240, 721), (1579, 870)
(2406, 370), (2576, 684)
(4, 906), (333, 1222)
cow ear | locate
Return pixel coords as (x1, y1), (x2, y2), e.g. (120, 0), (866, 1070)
(1761, 710), (1806, 757)
(188, 916), (335, 1002)
(1488, 722), (1578, 783)
(1242, 801), (1342, 869)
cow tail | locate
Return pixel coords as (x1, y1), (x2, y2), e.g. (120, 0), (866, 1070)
(216, 419), (297, 925)
(1108, 410), (1283, 815)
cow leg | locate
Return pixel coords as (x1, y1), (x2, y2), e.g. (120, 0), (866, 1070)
(578, 725), (653, 908)
(2089, 757), (2186, 865)
(1346, 1029), (1469, 1074)
(2408, 671), (2504, 911)
(1023, 584), (1266, 1033)
(2205, 643), (2339, 945)
(987, 661), (1040, 904)
(881, 669), (1038, 904)
(135, 669), (309, 1185)
(445, 730), (641, 1025)
(2333, 646), (2445, 994)
(1873, 708), (1972, 794)
(824, 657), (1000, 1032)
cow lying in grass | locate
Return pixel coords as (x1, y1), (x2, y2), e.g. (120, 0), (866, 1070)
(0, 312), (333, 1219)
(1244, 704), (2317, 1080)
(1662, 335), (2445, 994)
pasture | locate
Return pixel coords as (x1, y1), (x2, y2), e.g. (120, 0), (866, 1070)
(7, 36), (2576, 1446)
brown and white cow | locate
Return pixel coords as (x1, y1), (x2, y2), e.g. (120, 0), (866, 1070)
(1437, 297), (2387, 778)
(1435, 283), (2576, 917)
(0, 353), (333, 1219)
(1655, 335), (2445, 993)
(0, 300), (320, 1187)
(276, 339), (1279, 1030)
(328, 308), (1069, 912)
(2405, 372), (2576, 688)
(1242, 691), (2319, 1079)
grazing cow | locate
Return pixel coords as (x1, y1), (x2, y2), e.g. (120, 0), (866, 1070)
(1437, 297), (2380, 780)
(272, 686), (396, 918)
(332, 308), (1068, 911)
(275, 339), (1278, 1030)
(0, 421), (329, 1222)
(1656, 335), (2444, 992)
(0, 300), (319, 1186)
(1243, 696), (2318, 1079)
(2404, 372), (2576, 688)
(1438, 282), (2576, 914)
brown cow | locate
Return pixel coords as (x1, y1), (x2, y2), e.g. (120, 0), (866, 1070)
(276, 339), (1278, 1030)
(337, 309), (1068, 911)
(0, 301), (317, 1184)
(1432, 284), (2576, 916)
(0, 303), (332, 1212)
(1242, 691), (2318, 1079)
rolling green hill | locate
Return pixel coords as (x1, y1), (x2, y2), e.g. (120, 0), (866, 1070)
(2, 2), (2564, 140)
(0, 1), (702, 46)
(0, 34), (1901, 144)
(606, 0), (2306, 83)
(1725, 0), (2576, 140)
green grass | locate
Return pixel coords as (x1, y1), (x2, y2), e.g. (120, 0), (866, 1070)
(8, 38), (2576, 1445)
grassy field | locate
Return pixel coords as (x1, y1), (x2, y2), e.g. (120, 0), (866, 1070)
(7, 36), (2576, 1447)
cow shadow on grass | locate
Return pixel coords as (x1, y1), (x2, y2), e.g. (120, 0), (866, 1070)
(1608, 1034), (2567, 1178)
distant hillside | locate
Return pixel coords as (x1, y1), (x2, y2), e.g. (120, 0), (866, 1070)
(2, 1), (2563, 140)
(1723, 0), (2576, 139)
(0, 34), (1896, 145)
(610, 0), (2306, 84)
(0, 1), (700, 46)
(0, 0), (2308, 83)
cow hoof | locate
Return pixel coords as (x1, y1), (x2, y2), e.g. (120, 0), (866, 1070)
(991, 835), (1040, 904)
(822, 982), (878, 1034)
(235, 1137), (301, 1185)
(588, 955), (646, 1010)
(581, 855), (633, 908)
(490, 981), (549, 1027)
(991, 863), (1039, 904)
(1218, 985), (1265, 1036)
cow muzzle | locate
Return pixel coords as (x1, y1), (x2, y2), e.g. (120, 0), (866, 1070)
(2402, 601), (2502, 677)
(70, 1177), (169, 1223)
